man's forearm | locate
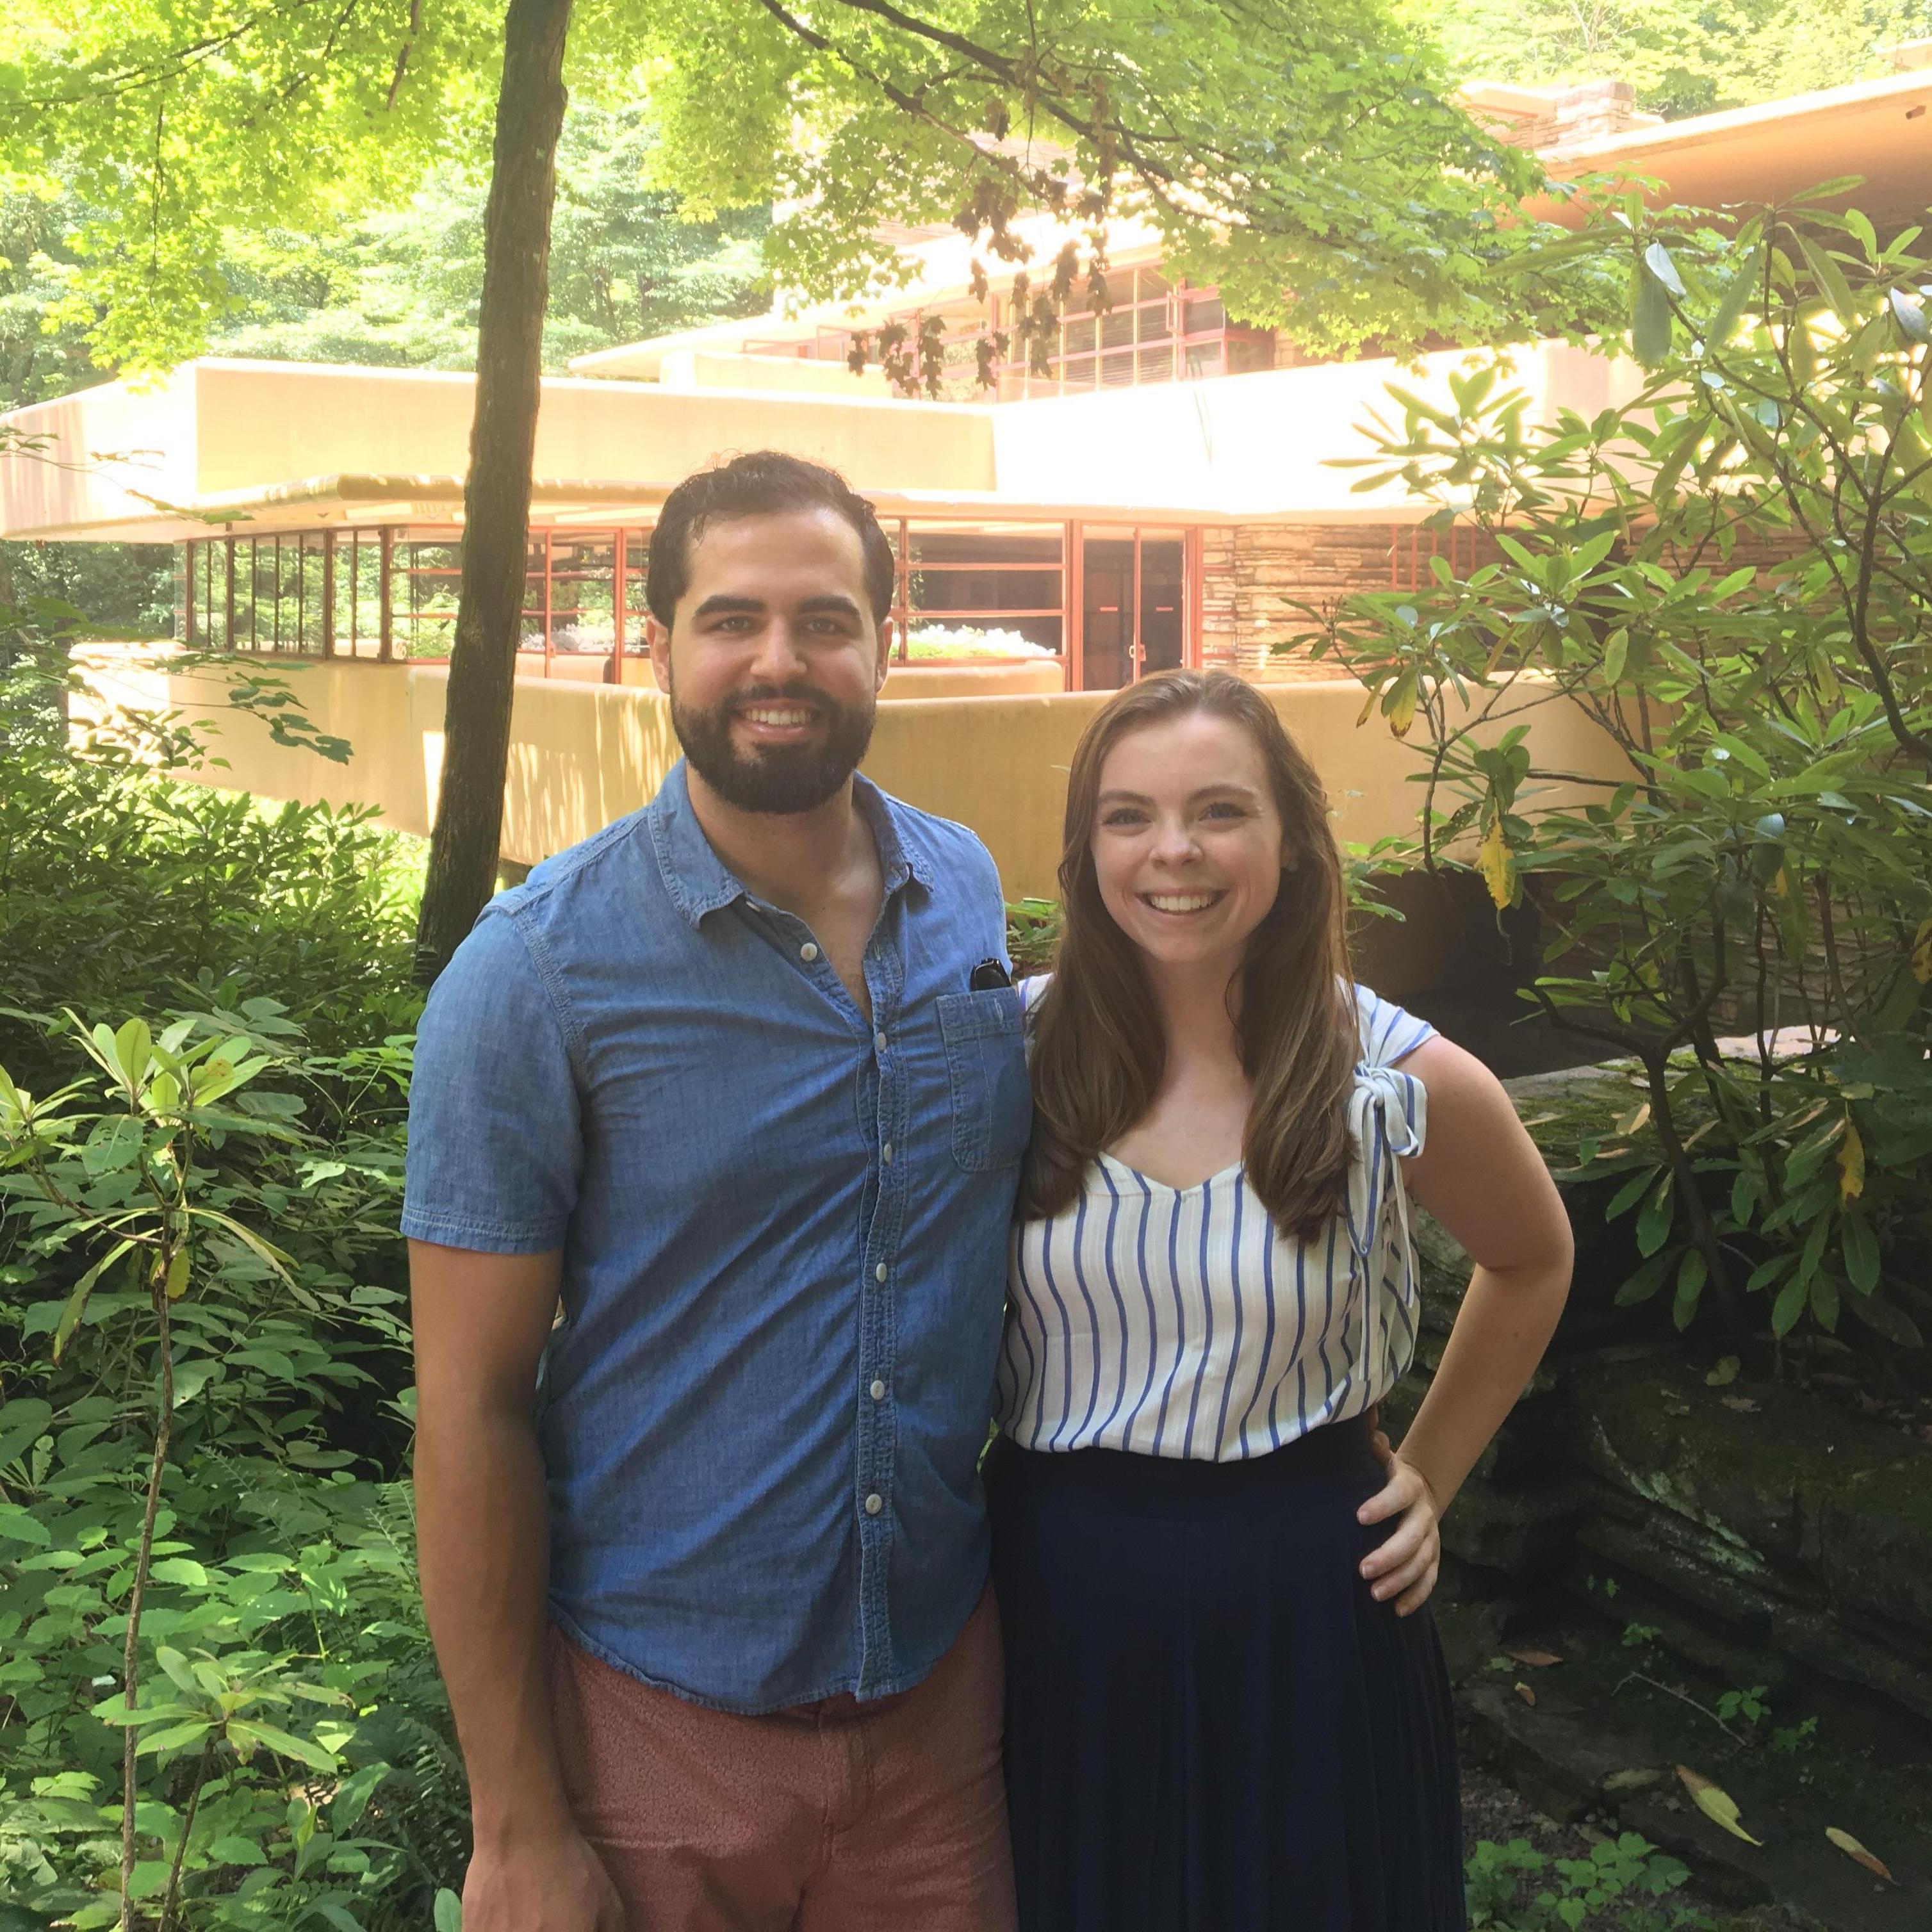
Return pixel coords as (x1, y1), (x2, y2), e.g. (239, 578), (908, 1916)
(416, 1404), (571, 1840)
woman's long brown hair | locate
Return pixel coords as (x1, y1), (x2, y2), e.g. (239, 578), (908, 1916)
(1024, 669), (1358, 1241)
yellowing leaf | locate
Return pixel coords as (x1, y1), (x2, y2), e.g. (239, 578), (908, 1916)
(1705, 1355), (1740, 1388)
(1912, 917), (1932, 985)
(1514, 1681), (1537, 1707)
(1504, 1646), (1564, 1668)
(1387, 671), (1419, 738)
(1603, 1767), (1664, 1792)
(1478, 818), (1514, 910)
(1825, 1827), (1892, 1881)
(1676, 1765), (1763, 1846)
(163, 1248), (191, 1301)
(1771, 865), (1792, 899)
(1838, 1117), (1865, 1204)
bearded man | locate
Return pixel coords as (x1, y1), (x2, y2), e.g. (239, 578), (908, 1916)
(404, 452), (1027, 1931)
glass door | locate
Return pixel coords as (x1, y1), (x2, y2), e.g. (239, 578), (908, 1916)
(1079, 529), (1188, 688)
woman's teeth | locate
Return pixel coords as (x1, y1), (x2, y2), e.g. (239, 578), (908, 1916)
(1143, 892), (1221, 913)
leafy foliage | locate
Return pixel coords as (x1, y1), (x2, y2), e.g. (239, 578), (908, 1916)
(205, 104), (769, 373)
(0, 619), (420, 1090)
(1, 0), (1610, 381)
(1303, 192), (1932, 1345)
(1464, 1832), (1708, 1931)
(0, 642), (461, 1927)
(1417, 0), (1924, 120)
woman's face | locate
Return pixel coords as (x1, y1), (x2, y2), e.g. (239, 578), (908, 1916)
(1090, 709), (1291, 976)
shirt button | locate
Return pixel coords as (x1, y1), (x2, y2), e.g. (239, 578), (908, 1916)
(799, 942), (819, 962)
(874, 1262), (887, 1283)
(874, 1031), (887, 1053)
(870, 1379), (887, 1402)
(864, 1493), (883, 1516)
(881, 1142), (894, 1164)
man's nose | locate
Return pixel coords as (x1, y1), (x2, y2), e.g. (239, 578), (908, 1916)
(747, 617), (810, 685)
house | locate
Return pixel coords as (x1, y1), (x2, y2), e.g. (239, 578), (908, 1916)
(6, 62), (1930, 903)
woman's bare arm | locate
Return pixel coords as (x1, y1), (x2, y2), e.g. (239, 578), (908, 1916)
(1356, 1034), (1573, 1614)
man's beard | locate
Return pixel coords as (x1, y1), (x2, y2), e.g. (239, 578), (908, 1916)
(668, 676), (877, 815)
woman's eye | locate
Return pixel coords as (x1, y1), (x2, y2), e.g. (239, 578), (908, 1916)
(1102, 810), (1147, 829)
(1202, 802), (1245, 821)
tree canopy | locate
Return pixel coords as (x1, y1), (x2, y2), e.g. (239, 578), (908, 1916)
(1, 0), (1592, 382)
(1413, 0), (1931, 120)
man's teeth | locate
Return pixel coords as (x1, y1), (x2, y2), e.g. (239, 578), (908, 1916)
(1145, 892), (1218, 912)
(741, 707), (815, 726)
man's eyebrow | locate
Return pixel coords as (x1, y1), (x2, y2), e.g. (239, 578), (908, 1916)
(691, 594), (765, 620)
(796, 594), (864, 619)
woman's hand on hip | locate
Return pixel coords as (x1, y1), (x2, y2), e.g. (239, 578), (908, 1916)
(1355, 1420), (1441, 1617)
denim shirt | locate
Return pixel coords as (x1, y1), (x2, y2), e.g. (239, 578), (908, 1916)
(402, 762), (1029, 1713)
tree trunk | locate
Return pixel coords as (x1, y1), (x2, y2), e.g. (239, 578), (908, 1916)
(413, 0), (574, 983)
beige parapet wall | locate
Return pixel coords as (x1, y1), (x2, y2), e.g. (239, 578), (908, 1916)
(111, 655), (1628, 986)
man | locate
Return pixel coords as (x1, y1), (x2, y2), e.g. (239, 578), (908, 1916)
(404, 452), (1029, 1931)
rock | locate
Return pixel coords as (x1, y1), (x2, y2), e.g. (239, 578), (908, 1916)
(1564, 1359), (1932, 1640)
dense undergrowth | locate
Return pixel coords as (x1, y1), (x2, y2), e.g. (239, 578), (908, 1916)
(1, 639), (459, 1929)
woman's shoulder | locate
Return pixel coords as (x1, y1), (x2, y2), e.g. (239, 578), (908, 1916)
(1347, 979), (1436, 1071)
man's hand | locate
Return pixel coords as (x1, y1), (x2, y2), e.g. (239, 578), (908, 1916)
(463, 1821), (626, 1932)
(1356, 1421), (1442, 1618)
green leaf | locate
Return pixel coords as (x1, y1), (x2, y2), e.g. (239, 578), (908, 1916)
(1635, 1177), (1675, 1257)
(329, 1760), (393, 1833)
(1792, 228), (1858, 324)
(1672, 1249), (1707, 1330)
(0, 1396), (55, 1468)
(1889, 286), (1931, 344)
(434, 1888), (464, 1932)
(1643, 240), (1686, 298)
(0, 1503), (52, 1546)
(1810, 1274), (1841, 1332)
(1840, 1214), (1880, 1296)
(81, 1113), (145, 1176)
(1771, 1275), (1809, 1336)
(1633, 268), (1673, 368)
(113, 1019), (152, 1090)
(1614, 1249), (1674, 1306)
(53, 1240), (136, 1361)
(1707, 247), (1763, 346)
(227, 1719), (340, 1772)
(150, 1557), (209, 1587)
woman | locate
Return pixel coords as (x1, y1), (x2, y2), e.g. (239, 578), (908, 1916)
(990, 670), (1573, 1932)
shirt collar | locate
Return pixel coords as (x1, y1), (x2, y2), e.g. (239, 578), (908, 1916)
(649, 759), (933, 930)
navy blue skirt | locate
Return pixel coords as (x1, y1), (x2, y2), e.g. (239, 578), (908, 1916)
(988, 1418), (1466, 1932)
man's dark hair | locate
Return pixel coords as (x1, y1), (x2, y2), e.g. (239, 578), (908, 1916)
(646, 450), (897, 626)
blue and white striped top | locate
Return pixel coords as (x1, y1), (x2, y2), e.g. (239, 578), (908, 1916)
(994, 983), (1435, 1462)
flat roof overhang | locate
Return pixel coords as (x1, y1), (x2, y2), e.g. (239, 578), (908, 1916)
(1528, 67), (1932, 224)
(72, 472), (1468, 543)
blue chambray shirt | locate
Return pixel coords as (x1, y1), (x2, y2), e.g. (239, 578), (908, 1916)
(402, 762), (1029, 1714)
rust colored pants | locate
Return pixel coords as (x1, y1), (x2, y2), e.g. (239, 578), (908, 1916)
(547, 1590), (1016, 1932)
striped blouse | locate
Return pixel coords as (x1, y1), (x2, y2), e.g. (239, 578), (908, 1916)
(994, 983), (1435, 1462)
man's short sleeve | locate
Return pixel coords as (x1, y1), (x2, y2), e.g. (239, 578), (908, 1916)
(402, 905), (582, 1253)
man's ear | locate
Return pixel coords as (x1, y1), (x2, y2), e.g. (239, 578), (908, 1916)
(646, 616), (673, 695)
(874, 616), (894, 694)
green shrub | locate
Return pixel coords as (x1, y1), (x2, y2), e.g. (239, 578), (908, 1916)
(1, 633), (421, 1093)
(0, 1006), (461, 1929)
(1466, 1833), (1709, 1932)
(1306, 200), (1932, 1346)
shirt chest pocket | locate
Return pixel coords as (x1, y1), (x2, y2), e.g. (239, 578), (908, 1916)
(936, 989), (1033, 1172)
